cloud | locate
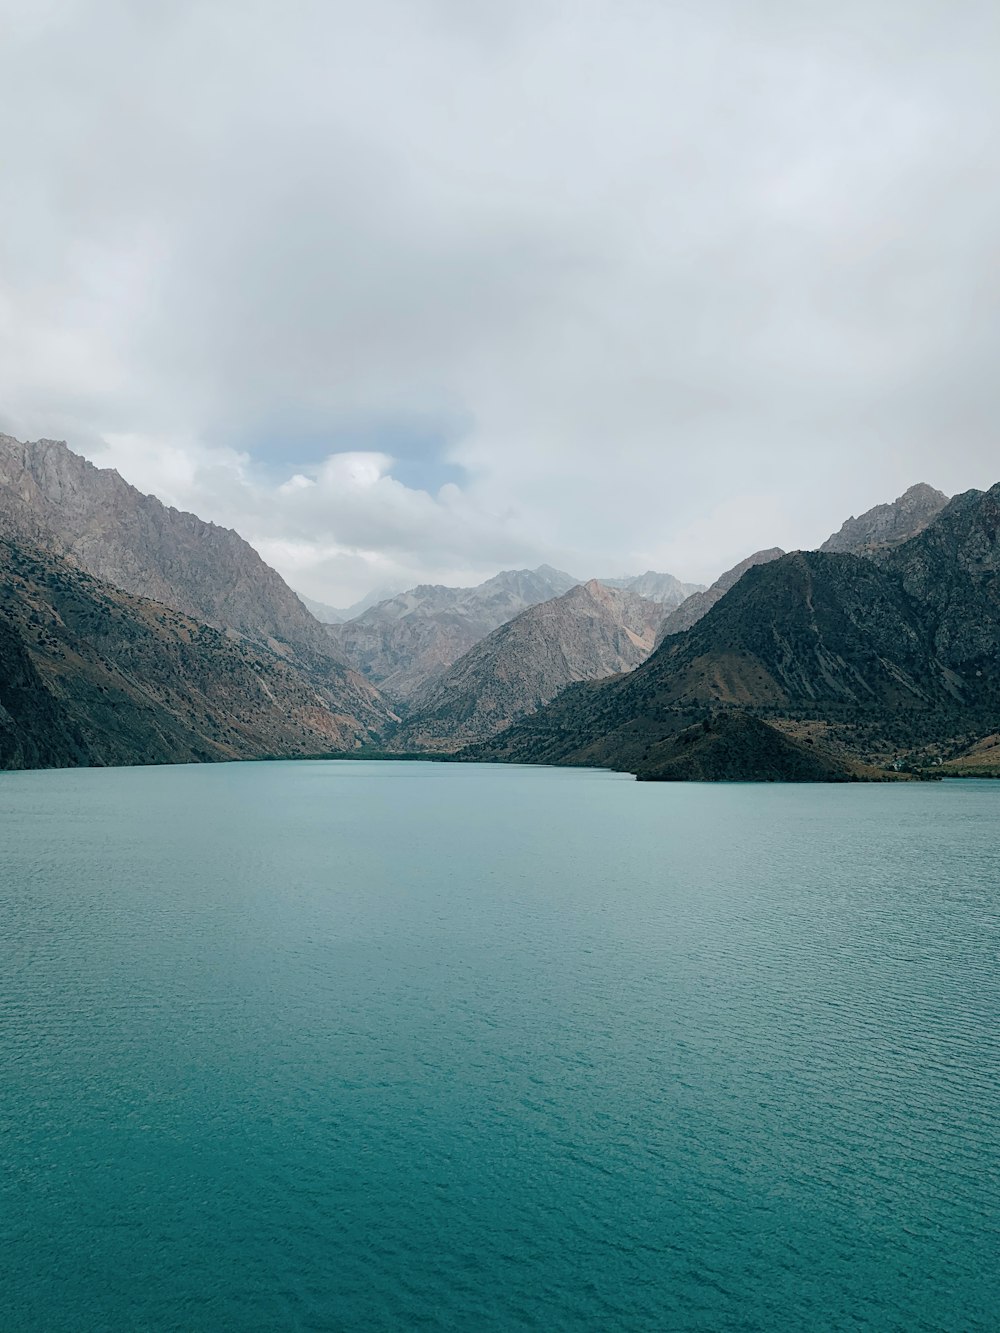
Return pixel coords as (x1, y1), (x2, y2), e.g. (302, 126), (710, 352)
(1, 0), (999, 600)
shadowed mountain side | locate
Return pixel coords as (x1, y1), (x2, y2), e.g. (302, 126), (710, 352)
(630, 713), (880, 782)
(658, 548), (785, 639)
(468, 487), (1000, 781)
(0, 536), (389, 771)
(325, 565), (581, 699)
(0, 435), (336, 658)
(392, 580), (662, 751)
(0, 613), (86, 770)
(821, 483), (949, 555)
(462, 681), (878, 782)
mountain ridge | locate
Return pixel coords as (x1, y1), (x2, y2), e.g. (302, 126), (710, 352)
(0, 435), (336, 658)
(658, 548), (785, 638)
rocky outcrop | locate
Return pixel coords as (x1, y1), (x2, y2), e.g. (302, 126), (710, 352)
(325, 565), (580, 699)
(820, 483), (948, 556)
(658, 548), (784, 638)
(0, 535), (388, 770)
(393, 580), (662, 751)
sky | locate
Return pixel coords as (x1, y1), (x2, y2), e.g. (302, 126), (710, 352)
(1, 0), (999, 604)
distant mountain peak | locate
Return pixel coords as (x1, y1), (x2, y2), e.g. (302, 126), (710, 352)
(325, 564), (580, 699)
(820, 483), (949, 556)
(596, 569), (704, 606)
(392, 578), (663, 751)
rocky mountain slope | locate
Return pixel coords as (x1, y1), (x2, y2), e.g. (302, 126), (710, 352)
(820, 482), (949, 555)
(658, 548), (785, 638)
(652, 483), (949, 646)
(0, 534), (388, 770)
(471, 486), (1000, 781)
(392, 580), (662, 751)
(0, 435), (335, 658)
(325, 565), (581, 699)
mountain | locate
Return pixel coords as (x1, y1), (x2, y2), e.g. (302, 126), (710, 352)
(653, 484), (947, 643)
(470, 485), (1000, 781)
(393, 580), (662, 751)
(0, 435), (399, 744)
(598, 571), (704, 606)
(325, 564), (580, 699)
(300, 585), (403, 625)
(0, 534), (389, 771)
(658, 548), (785, 638)
(820, 483), (949, 555)
(0, 435), (336, 658)
(299, 594), (346, 624)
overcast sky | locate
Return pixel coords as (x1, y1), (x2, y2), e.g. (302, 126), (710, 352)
(2, 0), (999, 602)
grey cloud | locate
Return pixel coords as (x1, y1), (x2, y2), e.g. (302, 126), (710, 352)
(1, 0), (998, 600)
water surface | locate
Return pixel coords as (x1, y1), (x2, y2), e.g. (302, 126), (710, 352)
(1, 762), (997, 1330)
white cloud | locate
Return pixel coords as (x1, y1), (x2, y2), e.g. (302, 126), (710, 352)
(1, 0), (999, 600)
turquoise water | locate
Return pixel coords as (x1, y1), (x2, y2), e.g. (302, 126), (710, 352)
(1, 762), (997, 1332)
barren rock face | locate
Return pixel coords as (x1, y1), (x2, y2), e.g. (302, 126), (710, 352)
(0, 434), (333, 657)
(820, 483), (949, 556)
(598, 570), (703, 605)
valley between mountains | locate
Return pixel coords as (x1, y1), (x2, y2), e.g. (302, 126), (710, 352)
(2, 433), (997, 781)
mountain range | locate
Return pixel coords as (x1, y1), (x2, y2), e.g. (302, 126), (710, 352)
(658, 548), (786, 638)
(392, 580), (663, 751)
(323, 565), (582, 699)
(299, 586), (403, 625)
(319, 566), (703, 703)
(1, 432), (996, 782)
(819, 482), (949, 556)
(470, 485), (1000, 780)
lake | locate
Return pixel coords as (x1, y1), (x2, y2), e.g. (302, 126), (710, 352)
(1, 761), (997, 1331)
